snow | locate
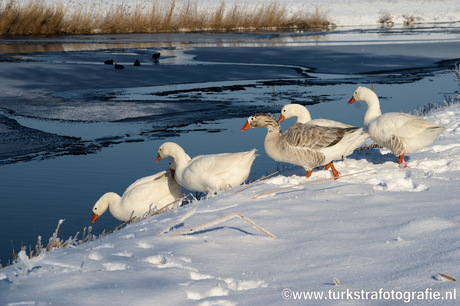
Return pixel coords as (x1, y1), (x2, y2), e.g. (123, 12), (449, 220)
(1, 0), (460, 304)
(1, 103), (459, 304)
(312, 0), (460, 27)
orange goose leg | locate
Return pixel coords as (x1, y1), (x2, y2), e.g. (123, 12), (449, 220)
(325, 162), (341, 180)
(397, 154), (409, 168)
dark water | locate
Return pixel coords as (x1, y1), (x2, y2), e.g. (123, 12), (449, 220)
(1, 27), (459, 265)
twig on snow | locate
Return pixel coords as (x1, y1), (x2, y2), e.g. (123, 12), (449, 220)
(439, 273), (456, 281)
(233, 171), (279, 194)
(80, 247), (93, 273)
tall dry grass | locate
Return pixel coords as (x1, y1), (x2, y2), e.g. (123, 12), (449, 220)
(0, 0), (332, 35)
(0, 0), (66, 34)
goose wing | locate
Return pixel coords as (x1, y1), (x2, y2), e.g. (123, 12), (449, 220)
(123, 171), (168, 196)
(394, 116), (443, 139)
(118, 171), (178, 217)
(188, 151), (255, 177)
(309, 118), (354, 128)
(283, 124), (359, 150)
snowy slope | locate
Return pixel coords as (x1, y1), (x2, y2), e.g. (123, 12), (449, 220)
(1, 103), (459, 304)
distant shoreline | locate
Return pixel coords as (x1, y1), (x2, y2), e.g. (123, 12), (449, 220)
(0, 0), (331, 35)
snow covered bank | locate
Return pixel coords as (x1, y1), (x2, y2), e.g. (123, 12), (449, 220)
(1, 102), (459, 304)
(8, 0), (458, 35)
(50, 0), (460, 27)
(305, 0), (460, 27)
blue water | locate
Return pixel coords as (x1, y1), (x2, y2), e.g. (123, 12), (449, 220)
(1, 28), (459, 265)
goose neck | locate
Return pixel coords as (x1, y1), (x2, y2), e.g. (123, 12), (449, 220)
(363, 94), (382, 129)
(297, 108), (312, 124)
(102, 192), (123, 219)
(264, 127), (282, 149)
(172, 151), (191, 167)
(166, 145), (191, 166)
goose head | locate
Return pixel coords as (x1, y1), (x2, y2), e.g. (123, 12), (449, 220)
(156, 142), (186, 162)
(241, 113), (279, 132)
(348, 86), (382, 129)
(278, 104), (312, 123)
(92, 192), (116, 223)
(348, 86), (377, 104)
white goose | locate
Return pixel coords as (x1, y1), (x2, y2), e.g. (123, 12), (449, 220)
(92, 161), (182, 223)
(279, 103), (350, 127)
(278, 103), (369, 156)
(241, 113), (363, 179)
(156, 142), (257, 193)
(348, 86), (446, 167)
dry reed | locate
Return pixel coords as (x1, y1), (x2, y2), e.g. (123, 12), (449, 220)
(0, 0), (333, 35)
(233, 170), (279, 194)
(438, 273), (456, 282)
(0, 0), (66, 35)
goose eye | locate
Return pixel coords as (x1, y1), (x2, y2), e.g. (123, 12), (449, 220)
(94, 207), (97, 210)
(354, 91), (357, 95)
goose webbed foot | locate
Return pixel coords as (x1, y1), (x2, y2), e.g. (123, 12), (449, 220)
(397, 154), (409, 168)
(325, 162), (341, 180)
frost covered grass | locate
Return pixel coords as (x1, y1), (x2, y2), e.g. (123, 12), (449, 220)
(3, 220), (96, 269)
(412, 65), (460, 116)
(0, 0), (332, 35)
(413, 96), (460, 117)
(2, 195), (187, 269)
(453, 63), (460, 84)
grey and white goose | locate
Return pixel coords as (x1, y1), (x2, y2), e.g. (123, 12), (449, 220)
(241, 113), (363, 179)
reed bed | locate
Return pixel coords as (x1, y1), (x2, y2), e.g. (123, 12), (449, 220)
(0, 0), (332, 35)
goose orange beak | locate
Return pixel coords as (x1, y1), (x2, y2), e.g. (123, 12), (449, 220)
(347, 96), (356, 104)
(278, 114), (286, 123)
(92, 212), (99, 223)
(156, 154), (163, 162)
(241, 121), (251, 132)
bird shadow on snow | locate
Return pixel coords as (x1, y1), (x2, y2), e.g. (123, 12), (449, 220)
(348, 148), (406, 165)
(275, 166), (308, 177)
(169, 222), (186, 231)
(265, 146), (405, 186)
